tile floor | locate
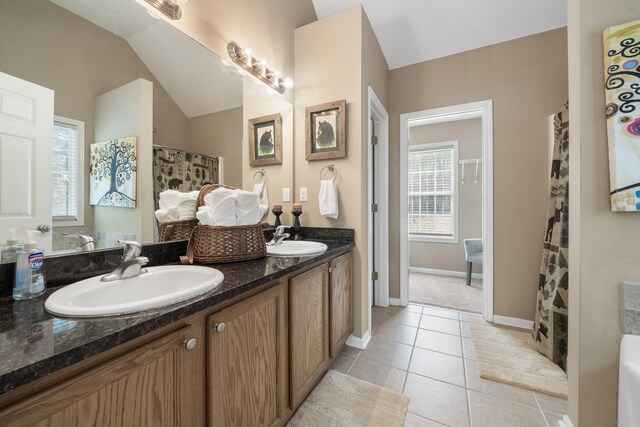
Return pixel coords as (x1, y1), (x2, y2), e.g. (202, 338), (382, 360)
(331, 304), (567, 427)
(409, 273), (483, 313)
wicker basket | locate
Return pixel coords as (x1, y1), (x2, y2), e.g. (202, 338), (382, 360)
(180, 184), (267, 264)
(158, 219), (199, 242)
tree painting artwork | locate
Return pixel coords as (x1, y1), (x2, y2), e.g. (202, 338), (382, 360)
(603, 18), (640, 211)
(89, 136), (137, 208)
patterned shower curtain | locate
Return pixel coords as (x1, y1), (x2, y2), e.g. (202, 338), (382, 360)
(533, 103), (569, 371)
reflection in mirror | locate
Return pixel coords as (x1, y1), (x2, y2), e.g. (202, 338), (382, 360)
(0, 0), (292, 259)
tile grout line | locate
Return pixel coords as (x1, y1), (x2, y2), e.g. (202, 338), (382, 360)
(533, 391), (552, 427)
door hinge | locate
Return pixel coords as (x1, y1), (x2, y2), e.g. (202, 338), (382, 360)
(371, 271), (379, 281)
(371, 203), (378, 213)
(371, 135), (378, 146)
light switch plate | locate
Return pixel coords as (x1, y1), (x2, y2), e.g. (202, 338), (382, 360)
(283, 188), (291, 202)
(300, 187), (308, 202)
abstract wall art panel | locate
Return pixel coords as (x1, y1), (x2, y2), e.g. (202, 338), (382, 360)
(603, 19), (640, 212)
(89, 136), (137, 208)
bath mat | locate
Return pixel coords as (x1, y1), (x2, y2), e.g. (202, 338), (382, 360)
(469, 323), (568, 398)
(287, 370), (409, 427)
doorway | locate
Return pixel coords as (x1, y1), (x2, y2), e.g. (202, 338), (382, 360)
(399, 100), (494, 321)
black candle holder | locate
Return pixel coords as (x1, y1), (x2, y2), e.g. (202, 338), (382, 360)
(291, 211), (303, 240)
(272, 209), (282, 228)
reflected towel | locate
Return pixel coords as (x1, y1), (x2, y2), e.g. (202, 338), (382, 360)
(319, 179), (339, 219)
(155, 207), (180, 224)
(236, 189), (262, 225)
(159, 190), (199, 220)
(199, 188), (237, 226)
(253, 183), (269, 217)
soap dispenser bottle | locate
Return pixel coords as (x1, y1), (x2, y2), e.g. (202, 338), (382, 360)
(1, 228), (22, 262)
(13, 230), (46, 300)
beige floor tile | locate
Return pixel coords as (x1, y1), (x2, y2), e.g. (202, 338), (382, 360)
(373, 321), (418, 346)
(420, 315), (461, 336)
(543, 411), (564, 426)
(359, 336), (413, 370)
(468, 390), (547, 427)
(409, 347), (465, 387)
(331, 351), (358, 374)
(348, 356), (407, 393)
(404, 412), (446, 426)
(459, 312), (489, 325)
(342, 344), (361, 356)
(460, 321), (472, 338)
(464, 359), (538, 408)
(407, 304), (424, 314)
(462, 338), (477, 360)
(534, 391), (568, 415)
(380, 310), (422, 328)
(423, 306), (460, 320)
(403, 373), (470, 427)
(415, 329), (463, 357)
(372, 310), (386, 329)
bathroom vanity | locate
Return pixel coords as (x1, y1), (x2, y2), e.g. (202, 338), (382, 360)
(0, 237), (353, 426)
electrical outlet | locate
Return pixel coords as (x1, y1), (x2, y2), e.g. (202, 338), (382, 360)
(282, 188), (291, 202)
(300, 187), (308, 202)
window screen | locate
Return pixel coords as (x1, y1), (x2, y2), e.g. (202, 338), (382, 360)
(408, 146), (455, 237)
(52, 120), (79, 221)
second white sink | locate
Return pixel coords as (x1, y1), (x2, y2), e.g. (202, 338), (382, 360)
(45, 265), (224, 318)
(267, 241), (328, 257)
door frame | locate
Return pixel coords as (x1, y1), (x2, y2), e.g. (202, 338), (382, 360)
(399, 100), (494, 322)
(368, 86), (390, 315)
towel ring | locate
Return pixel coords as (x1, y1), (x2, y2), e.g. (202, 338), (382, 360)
(252, 169), (267, 184)
(320, 164), (337, 182)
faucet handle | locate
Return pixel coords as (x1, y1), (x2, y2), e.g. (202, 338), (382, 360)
(118, 240), (142, 260)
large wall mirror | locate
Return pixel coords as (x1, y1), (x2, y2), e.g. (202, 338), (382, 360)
(0, 0), (293, 258)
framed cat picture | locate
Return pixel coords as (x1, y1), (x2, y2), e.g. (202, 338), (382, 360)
(305, 99), (346, 161)
(248, 113), (282, 166)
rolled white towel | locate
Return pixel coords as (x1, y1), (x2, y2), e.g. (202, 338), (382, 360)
(177, 199), (197, 220)
(319, 179), (339, 219)
(252, 183), (269, 217)
(155, 207), (180, 224)
(196, 206), (214, 226)
(235, 189), (262, 225)
(204, 188), (237, 226)
(158, 189), (199, 209)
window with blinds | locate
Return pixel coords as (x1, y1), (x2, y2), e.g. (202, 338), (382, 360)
(408, 142), (457, 241)
(52, 117), (83, 224)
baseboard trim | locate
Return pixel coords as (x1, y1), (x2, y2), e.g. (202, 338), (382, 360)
(346, 329), (372, 350)
(409, 266), (483, 280)
(493, 315), (534, 330)
(389, 297), (402, 306)
(558, 414), (574, 427)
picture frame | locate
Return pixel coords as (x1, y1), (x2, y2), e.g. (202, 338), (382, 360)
(248, 113), (282, 166)
(305, 99), (346, 161)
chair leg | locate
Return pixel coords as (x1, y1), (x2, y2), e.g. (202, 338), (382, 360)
(466, 262), (472, 286)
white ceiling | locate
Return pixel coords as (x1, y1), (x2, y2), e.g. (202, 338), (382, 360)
(51, 0), (243, 118)
(312, 0), (567, 69)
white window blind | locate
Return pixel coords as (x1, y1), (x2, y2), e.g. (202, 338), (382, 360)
(52, 119), (80, 222)
(408, 145), (456, 238)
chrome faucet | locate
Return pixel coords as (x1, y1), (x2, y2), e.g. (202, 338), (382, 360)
(101, 240), (149, 282)
(267, 225), (290, 246)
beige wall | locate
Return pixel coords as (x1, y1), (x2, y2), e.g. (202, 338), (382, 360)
(142, 0), (317, 104)
(567, 1), (640, 425)
(188, 107), (243, 189)
(409, 119), (483, 274)
(389, 28), (568, 320)
(295, 6), (388, 338)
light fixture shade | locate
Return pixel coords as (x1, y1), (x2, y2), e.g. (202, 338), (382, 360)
(144, 0), (183, 20)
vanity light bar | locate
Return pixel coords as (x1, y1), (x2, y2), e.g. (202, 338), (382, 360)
(143, 0), (183, 20)
(227, 41), (292, 94)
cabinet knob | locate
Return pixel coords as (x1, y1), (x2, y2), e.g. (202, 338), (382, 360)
(184, 338), (197, 350)
(328, 267), (333, 273)
(214, 323), (226, 333)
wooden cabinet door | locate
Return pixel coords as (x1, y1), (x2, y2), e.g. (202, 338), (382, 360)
(329, 251), (353, 358)
(0, 325), (204, 427)
(208, 283), (288, 427)
(289, 263), (329, 410)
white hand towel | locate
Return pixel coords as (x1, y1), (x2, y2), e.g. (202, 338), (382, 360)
(155, 207), (180, 224)
(235, 189), (262, 225)
(252, 183), (269, 216)
(204, 188), (237, 226)
(319, 179), (339, 219)
(159, 190), (198, 209)
(196, 206), (214, 226)
(176, 199), (197, 220)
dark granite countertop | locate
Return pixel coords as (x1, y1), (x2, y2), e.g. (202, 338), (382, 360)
(0, 239), (353, 396)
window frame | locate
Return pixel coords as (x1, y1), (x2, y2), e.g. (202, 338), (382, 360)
(408, 140), (459, 244)
(52, 115), (85, 227)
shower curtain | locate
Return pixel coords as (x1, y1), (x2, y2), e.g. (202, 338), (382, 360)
(533, 102), (569, 371)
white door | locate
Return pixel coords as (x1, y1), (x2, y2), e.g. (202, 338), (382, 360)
(0, 71), (54, 253)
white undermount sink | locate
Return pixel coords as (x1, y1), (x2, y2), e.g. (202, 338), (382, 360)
(45, 266), (224, 318)
(267, 241), (328, 257)
(619, 334), (640, 427)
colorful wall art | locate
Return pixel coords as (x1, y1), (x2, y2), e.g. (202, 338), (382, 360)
(89, 136), (137, 208)
(603, 19), (640, 212)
